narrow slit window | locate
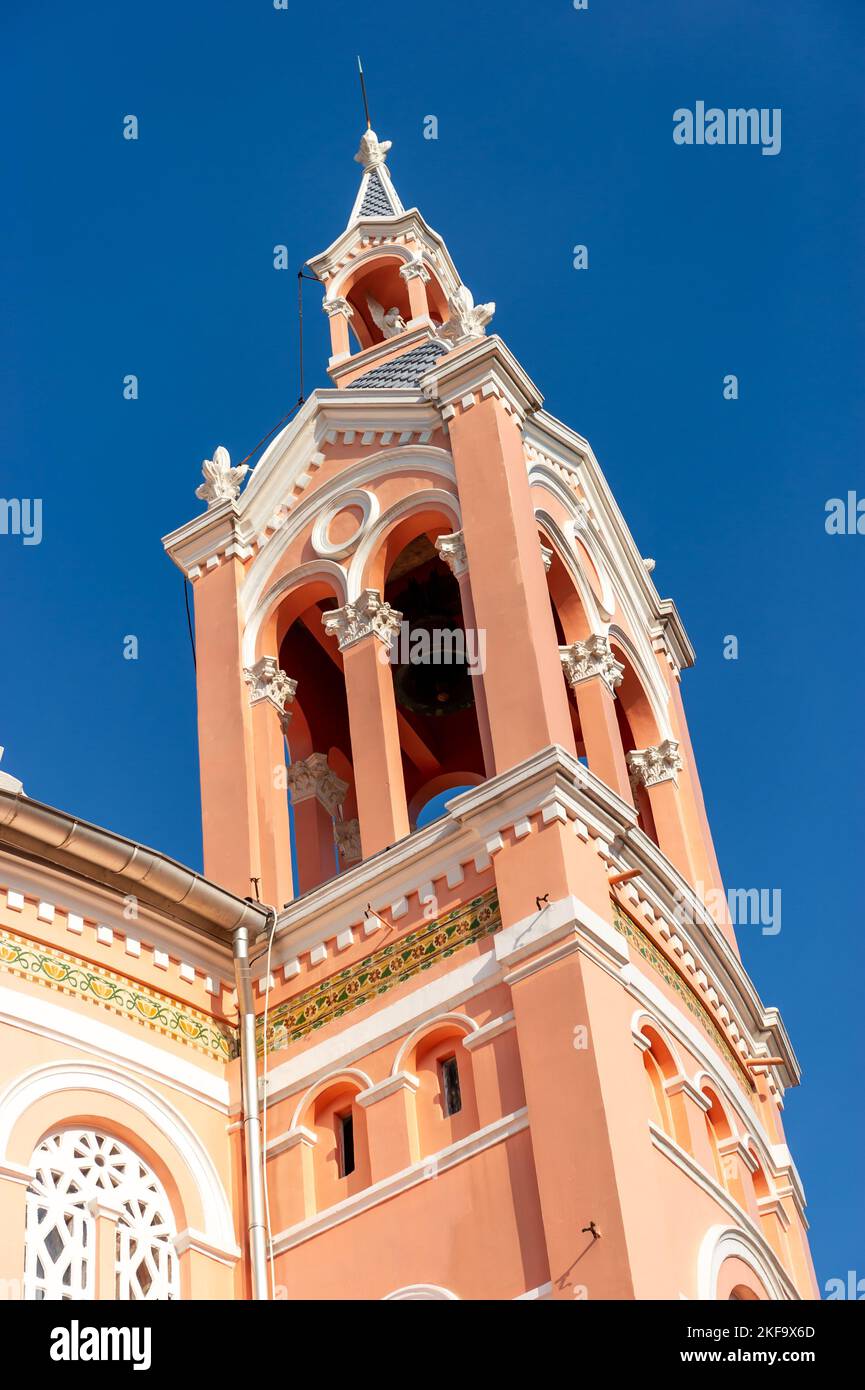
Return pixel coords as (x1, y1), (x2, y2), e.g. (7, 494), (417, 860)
(336, 1110), (355, 1177)
(439, 1055), (462, 1117)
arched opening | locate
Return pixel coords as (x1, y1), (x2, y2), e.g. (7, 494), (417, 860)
(306, 1079), (370, 1213)
(337, 254), (449, 351)
(276, 579), (357, 895)
(404, 1022), (478, 1157)
(379, 528), (487, 829)
(638, 1024), (689, 1149)
(542, 536), (593, 764)
(611, 645), (663, 842)
(702, 1087), (734, 1190)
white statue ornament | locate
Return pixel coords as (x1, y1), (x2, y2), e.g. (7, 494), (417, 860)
(437, 285), (495, 346)
(354, 129), (392, 170)
(367, 294), (406, 340)
(195, 446), (249, 507)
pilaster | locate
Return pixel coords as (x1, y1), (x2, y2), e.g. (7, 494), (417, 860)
(322, 591), (409, 857)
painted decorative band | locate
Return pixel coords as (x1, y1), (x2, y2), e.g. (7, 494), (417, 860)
(0, 929), (237, 1061)
(261, 890), (501, 1056)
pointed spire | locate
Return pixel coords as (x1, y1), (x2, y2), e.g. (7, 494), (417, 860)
(348, 129), (405, 224)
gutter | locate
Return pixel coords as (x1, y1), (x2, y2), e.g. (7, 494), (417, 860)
(0, 787), (268, 945)
(233, 916), (273, 1301)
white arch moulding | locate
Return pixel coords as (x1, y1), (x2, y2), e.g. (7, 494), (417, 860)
(243, 559), (350, 669)
(383, 1283), (460, 1301)
(241, 448), (457, 625)
(0, 1061), (237, 1254)
(349, 486), (462, 600)
(391, 1012), (479, 1077)
(289, 1067), (375, 1132)
(696, 1223), (796, 1302)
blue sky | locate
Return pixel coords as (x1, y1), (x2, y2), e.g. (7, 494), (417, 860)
(2, 1), (862, 1291)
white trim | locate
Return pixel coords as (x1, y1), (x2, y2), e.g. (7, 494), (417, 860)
(270, 1108), (528, 1255)
(462, 1012), (515, 1050)
(0, 1159), (34, 1185)
(515, 1281), (554, 1301)
(356, 1072), (419, 1107)
(649, 1125), (797, 1300)
(288, 1067), (374, 1130)
(0, 983), (229, 1110)
(265, 1126), (317, 1159)
(696, 1222), (795, 1302)
(172, 1228), (241, 1265)
(495, 893), (629, 973)
(0, 1062), (236, 1250)
(630, 1007), (685, 1074)
(383, 1283), (459, 1301)
(621, 970), (782, 1188)
(391, 1012), (478, 1075)
(347, 487), (461, 600)
(311, 488), (380, 560)
(241, 450), (456, 649)
(262, 953), (501, 1110)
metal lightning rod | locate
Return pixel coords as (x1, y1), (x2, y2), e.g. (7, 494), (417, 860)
(357, 55), (371, 129)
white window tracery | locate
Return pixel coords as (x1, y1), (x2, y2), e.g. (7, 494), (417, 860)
(24, 1129), (179, 1301)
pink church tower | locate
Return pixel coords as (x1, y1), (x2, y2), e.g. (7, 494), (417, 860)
(163, 127), (817, 1301)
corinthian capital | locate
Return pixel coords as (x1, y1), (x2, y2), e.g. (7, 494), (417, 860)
(435, 530), (467, 577)
(286, 753), (348, 815)
(321, 590), (402, 651)
(626, 739), (683, 789)
(335, 817), (361, 863)
(560, 635), (624, 694)
(323, 296), (354, 321)
(243, 657), (297, 724)
(399, 253), (430, 284)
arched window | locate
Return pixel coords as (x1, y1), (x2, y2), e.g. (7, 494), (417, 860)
(24, 1129), (178, 1301)
(638, 1023), (689, 1149)
(702, 1088), (734, 1190)
(307, 1080), (370, 1210)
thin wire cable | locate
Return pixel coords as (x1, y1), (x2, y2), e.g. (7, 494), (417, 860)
(297, 269), (320, 406)
(183, 576), (197, 671)
(235, 396), (305, 472)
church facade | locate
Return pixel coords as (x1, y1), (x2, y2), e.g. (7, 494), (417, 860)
(0, 128), (817, 1301)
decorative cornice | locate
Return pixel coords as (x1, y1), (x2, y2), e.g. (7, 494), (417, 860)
(560, 635), (624, 694)
(627, 739), (683, 788)
(434, 529), (467, 578)
(421, 334), (543, 421)
(255, 742), (796, 1093)
(321, 589), (402, 651)
(286, 754), (348, 816)
(172, 1228), (242, 1265)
